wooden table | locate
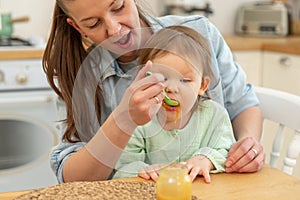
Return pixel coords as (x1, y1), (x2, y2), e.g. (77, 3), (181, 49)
(0, 165), (299, 200)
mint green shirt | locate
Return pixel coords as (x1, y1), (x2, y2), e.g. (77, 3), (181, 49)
(113, 100), (236, 179)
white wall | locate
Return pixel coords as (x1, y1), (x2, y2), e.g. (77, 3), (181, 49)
(148, 0), (272, 35)
(0, 0), (55, 41)
(1, 0), (259, 40)
(0, 0), (297, 41)
(209, 0), (270, 35)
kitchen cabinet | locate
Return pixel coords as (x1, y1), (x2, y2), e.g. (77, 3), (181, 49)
(233, 51), (262, 86)
(233, 50), (300, 97)
(262, 51), (300, 96)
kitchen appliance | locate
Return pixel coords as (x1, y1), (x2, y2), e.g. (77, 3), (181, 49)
(0, 13), (29, 38)
(0, 37), (31, 46)
(235, 2), (290, 36)
(0, 51), (60, 192)
(164, 0), (213, 17)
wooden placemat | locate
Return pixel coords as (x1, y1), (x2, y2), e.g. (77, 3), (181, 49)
(14, 180), (199, 200)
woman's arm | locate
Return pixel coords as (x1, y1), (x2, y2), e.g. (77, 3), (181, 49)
(62, 113), (132, 182)
(225, 106), (265, 173)
(60, 61), (165, 182)
(232, 106), (263, 141)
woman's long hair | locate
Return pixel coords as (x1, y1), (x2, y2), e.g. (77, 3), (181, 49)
(43, 1), (151, 142)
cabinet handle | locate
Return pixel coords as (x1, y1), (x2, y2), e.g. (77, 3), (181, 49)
(0, 70), (4, 82)
(279, 57), (292, 67)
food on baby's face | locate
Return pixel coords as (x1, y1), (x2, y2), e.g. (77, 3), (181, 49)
(162, 101), (181, 124)
(162, 89), (180, 107)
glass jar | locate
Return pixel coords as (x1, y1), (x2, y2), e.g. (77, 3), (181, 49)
(156, 163), (192, 200)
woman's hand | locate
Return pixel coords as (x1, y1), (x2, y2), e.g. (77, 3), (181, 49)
(227, 106), (265, 173)
(184, 155), (214, 183)
(113, 61), (165, 134)
(225, 137), (265, 173)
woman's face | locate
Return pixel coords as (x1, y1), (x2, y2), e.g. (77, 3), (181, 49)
(65, 0), (147, 61)
(151, 53), (209, 127)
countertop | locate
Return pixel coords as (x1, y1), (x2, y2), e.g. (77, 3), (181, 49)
(0, 47), (44, 60)
(0, 35), (300, 61)
(224, 35), (300, 55)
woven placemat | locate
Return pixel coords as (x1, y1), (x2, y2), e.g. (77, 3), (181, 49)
(14, 180), (200, 200)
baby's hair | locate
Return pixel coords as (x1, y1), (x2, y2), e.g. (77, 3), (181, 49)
(138, 25), (215, 82)
(138, 25), (215, 101)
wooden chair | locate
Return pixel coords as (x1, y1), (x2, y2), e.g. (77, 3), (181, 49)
(255, 86), (300, 175)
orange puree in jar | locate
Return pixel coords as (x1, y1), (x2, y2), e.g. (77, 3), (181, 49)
(156, 163), (192, 200)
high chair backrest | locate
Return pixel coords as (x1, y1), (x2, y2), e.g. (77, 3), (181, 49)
(255, 86), (300, 176)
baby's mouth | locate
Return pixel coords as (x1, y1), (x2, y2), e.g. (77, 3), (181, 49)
(162, 89), (180, 107)
(162, 99), (180, 111)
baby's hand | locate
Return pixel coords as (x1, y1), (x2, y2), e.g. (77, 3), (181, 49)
(138, 164), (162, 182)
(184, 155), (214, 183)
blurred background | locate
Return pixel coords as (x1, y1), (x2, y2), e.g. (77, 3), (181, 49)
(1, 0), (299, 40)
(0, 0), (299, 193)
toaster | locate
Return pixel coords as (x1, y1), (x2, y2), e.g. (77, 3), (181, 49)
(235, 2), (289, 36)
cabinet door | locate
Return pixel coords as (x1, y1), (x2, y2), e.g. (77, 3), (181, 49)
(233, 51), (262, 86)
(262, 51), (300, 96)
(262, 51), (300, 179)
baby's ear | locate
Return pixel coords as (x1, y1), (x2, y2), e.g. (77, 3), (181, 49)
(198, 77), (210, 96)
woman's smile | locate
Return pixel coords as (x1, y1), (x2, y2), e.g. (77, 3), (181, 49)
(113, 30), (132, 48)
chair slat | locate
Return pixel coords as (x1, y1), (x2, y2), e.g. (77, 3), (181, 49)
(255, 87), (300, 176)
(270, 124), (285, 167)
(283, 130), (300, 174)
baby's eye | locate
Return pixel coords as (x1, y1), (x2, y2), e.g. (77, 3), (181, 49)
(181, 78), (191, 83)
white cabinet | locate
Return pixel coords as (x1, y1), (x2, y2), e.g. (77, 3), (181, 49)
(261, 52), (300, 179)
(262, 51), (300, 96)
(233, 51), (262, 86)
(233, 50), (300, 96)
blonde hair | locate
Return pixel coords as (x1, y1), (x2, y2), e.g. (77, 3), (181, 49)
(138, 25), (216, 90)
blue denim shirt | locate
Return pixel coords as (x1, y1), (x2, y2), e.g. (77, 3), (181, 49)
(50, 15), (259, 183)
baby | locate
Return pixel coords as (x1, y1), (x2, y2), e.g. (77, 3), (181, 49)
(113, 25), (236, 183)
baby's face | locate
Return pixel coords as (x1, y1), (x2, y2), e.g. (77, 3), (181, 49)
(151, 53), (204, 125)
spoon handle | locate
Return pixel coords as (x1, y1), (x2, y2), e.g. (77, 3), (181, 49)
(146, 71), (179, 107)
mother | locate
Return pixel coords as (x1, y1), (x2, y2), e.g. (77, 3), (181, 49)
(43, 0), (265, 183)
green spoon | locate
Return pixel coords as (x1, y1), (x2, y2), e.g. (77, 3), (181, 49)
(146, 71), (180, 107)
